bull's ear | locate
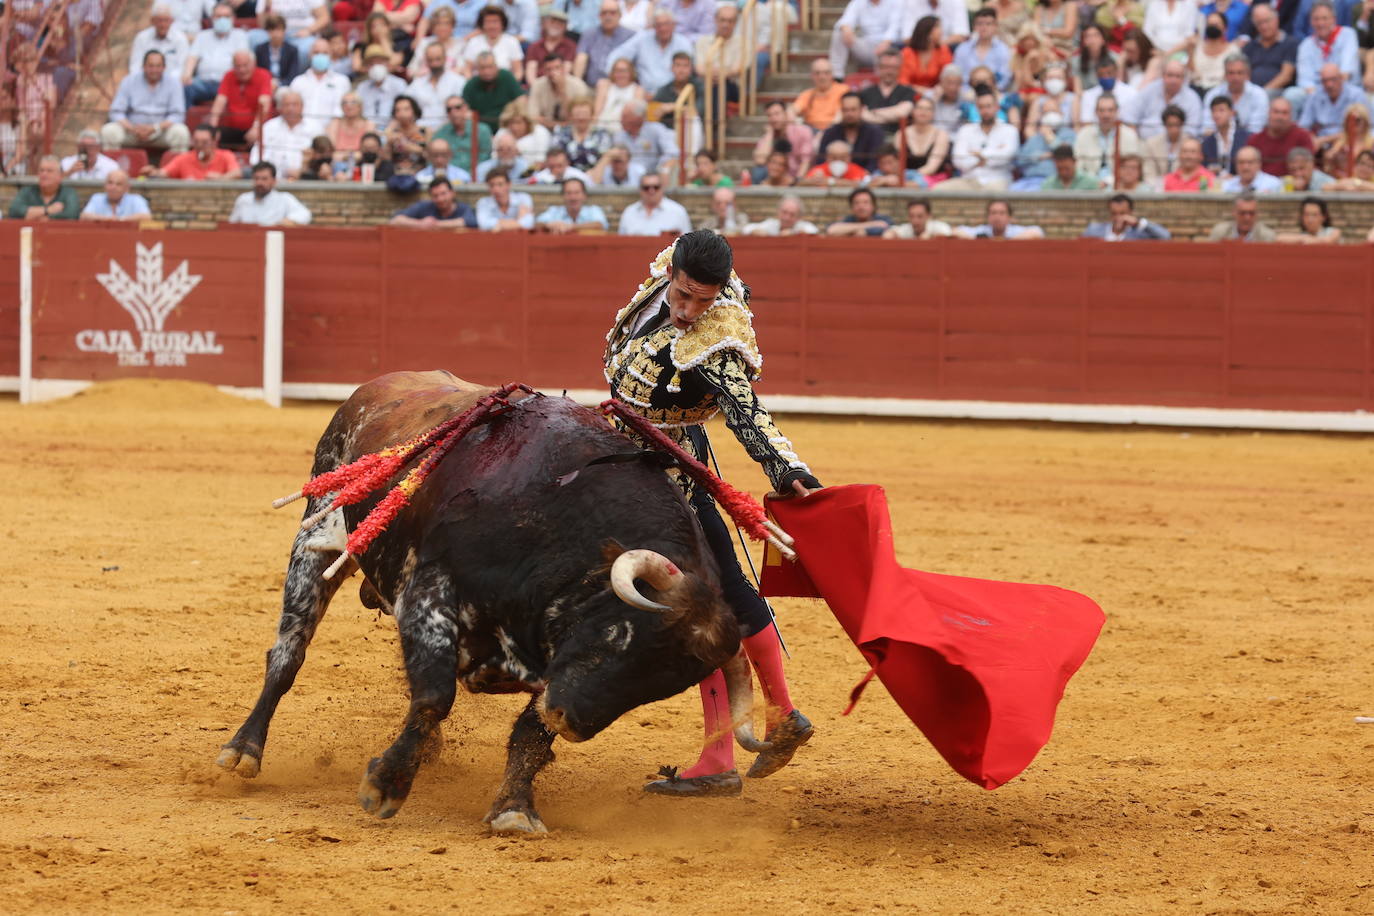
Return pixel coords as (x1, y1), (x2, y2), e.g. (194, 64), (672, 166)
(599, 539), (627, 566)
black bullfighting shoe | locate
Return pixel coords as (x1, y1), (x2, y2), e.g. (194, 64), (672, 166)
(746, 710), (814, 779)
(642, 766), (743, 798)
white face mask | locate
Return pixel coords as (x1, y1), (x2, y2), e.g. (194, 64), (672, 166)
(368, 63), (388, 83)
(1041, 110), (1064, 129)
(1044, 77), (1066, 95)
(829, 159), (847, 177)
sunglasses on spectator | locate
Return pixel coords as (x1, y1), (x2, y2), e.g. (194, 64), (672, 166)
(446, 104), (467, 110)
(641, 182), (662, 191)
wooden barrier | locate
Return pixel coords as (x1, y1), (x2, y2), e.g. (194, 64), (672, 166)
(0, 222), (20, 384)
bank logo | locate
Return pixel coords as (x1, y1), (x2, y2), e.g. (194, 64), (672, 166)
(78, 242), (222, 366)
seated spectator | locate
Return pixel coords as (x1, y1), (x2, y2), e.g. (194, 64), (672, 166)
(553, 99), (612, 171)
(953, 7), (1011, 89)
(537, 177), (609, 232)
(1042, 144), (1104, 189)
(208, 50), (272, 148)
(184, 4), (249, 108)
(1031, 0), (1077, 59)
(1070, 21), (1110, 94)
(1243, 3), (1298, 98)
(1008, 23), (1049, 97)
(101, 51), (190, 153)
(299, 135), (341, 180)
(945, 88), (1019, 189)
(743, 193), (820, 236)
(825, 187), (892, 236)
(588, 144), (646, 187)
(1223, 146), (1284, 192)
(529, 56), (593, 130)
(1328, 149), (1374, 190)
(1141, 104), (1188, 183)
(476, 166), (536, 230)
(1290, 2), (1361, 110)
(1114, 153), (1148, 192)
(326, 93), (376, 163)
(229, 162), (313, 225)
(862, 49), (917, 133)
(350, 13), (403, 75)
(1192, 11), (1240, 94)
(417, 137), (474, 184)
(7, 155), (80, 220)
(528, 146), (589, 183)
(802, 140), (869, 185)
(1202, 55), (1269, 136)
(371, 0), (424, 55)
(697, 186), (749, 234)
(433, 96), (493, 173)
(1207, 190), (1276, 241)
(961, 64), (1020, 130)
(662, 0), (717, 45)
(413, 0), (483, 44)
(881, 198), (952, 238)
(1323, 103), (1374, 177)
(254, 0), (329, 61)
(527, 7), (578, 79)
(390, 176), (479, 228)
(791, 59), (847, 132)
(755, 147), (799, 187)
(576, 1), (636, 86)
(895, 0), (969, 48)
(608, 9), (695, 94)
(1250, 97), (1315, 178)
(828, 0), (900, 76)
(159, 123), (242, 178)
(256, 14), (304, 85)
(1013, 108), (1076, 189)
(290, 38), (351, 131)
(898, 97), (953, 184)
(1283, 146), (1335, 191)
(475, 131), (530, 180)
(11, 45), (56, 164)
(463, 6), (526, 81)
(256, 90), (315, 180)
(1276, 196), (1343, 244)
(1161, 137), (1220, 191)
(62, 130), (119, 181)
(900, 16), (955, 91)
(130, 4), (190, 79)
(689, 148), (732, 187)
(613, 101), (680, 177)
(385, 94), (430, 160)
(651, 53), (705, 138)
(866, 145), (920, 187)
(1135, 59), (1202, 139)
(323, 26), (355, 78)
(617, 174), (693, 235)
(1081, 193), (1172, 240)
(595, 58), (649, 131)
(1077, 56), (1140, 127)
(694, 4), (748, 105)
(752, 100), (815, 181)
(410, 42), (468, 129)
(929, 63), (968, 135)
(1298, 64), (1367, 144)
(166, 0), (209, 43)
(1024, 60), (1075, 136)
(499, 101), (553, 165)
(1201, 96), (1248, 177)
(814, 92), (887, 173)
(952, 199), (1044, 239)
(354, 132), (393, 182)
(463, 52), (526, 133)
(408, 7), (463, 80)
(618, 0), (654, 31)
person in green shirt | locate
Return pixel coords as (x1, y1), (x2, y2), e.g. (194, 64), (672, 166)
(1041, 144), (1105, 191)
(461, 52), (525, 133)
(8, 155), (82, 220)
(430, 95), (493, 175)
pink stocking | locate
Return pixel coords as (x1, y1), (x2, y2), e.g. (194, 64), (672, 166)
(678, 669), (736, 778)
(743, 628), (794, 723)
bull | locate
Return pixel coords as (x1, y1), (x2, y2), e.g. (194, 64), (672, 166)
(216, 370), (767, 833)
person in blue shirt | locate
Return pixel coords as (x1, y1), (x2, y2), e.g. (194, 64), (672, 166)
(536, 176), (609, 232)
(80, 171), (152, 222)
(389, 177), (478, 228)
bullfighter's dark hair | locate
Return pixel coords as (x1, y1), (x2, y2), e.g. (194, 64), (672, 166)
(672, 230), (733, 287)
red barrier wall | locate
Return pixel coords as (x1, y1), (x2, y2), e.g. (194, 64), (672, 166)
(0, 222), (20, 379)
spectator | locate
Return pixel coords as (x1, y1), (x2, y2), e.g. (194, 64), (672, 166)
(828, 0), (901, 76)
(1244, 3), (1299, 96)
(290, 38), (350, 131)
(961, 65), (1020, 130)
(537, 176), (609, 231)
(1203, 55), (1270, 135)
(350, 13), (404, 74)
(1200, 0), (1248, 41)
(619, 0), (654, 30)
(1250, 96), (1315, 175)
(1081, 192), (1172, 240)
(497, 0), (543, 45)
(660, 0), (717, 45)
(1025, 59), (1075, 135)
(1142, 104), (1188, 182)
(743, 193), (820, 235)
(1292, 1), (1361, 108)
(1284, 145), (1336, 190)
(589, 143), (645, 186)
(1323, 103), (1373, 176)
(1014, 105), (1076, 189)
(697, 185), (749, 234)
(865, 144), (914, 186)
(1142, 0), (1195, 59)
(613, 100), (680, 175)
(529, 55), (593, 129)
(1161, 137), (1219, 190)
(256, 14), (305, 85)
(895, 0), (970, 48)
(617, 173), (692, 234)
(256, 90), (315, 179)
(803, 139), (869, 184)
(390, 176), (479, 228)
(1033, 0), (1078, 58)
(159, 123), (242, 178)
(947, 88), (1019, 189)
(1202, 95), (1249, 176)
(229, 161), (313, 225)
(476, 166), (536, 230)
(410, 42), (468, 129)
(560, 0), (602, 42)
(1192, 11), (1240, 94)
(1224, 145), (1285, 191)
(475, 131), (530, 180)
(1135, 59), (1203, 139)
(62, 130), (120, 181)
(7, 156), (79, 220)
(861, 48), (918, 131)
(102, 51), (190, 153)
(369, 0), (424, 53)
(1075, 93), (1143, 183)
(408, 8), (464, 80)
(755, 148), (799, 186)
(608, 10), (695, 95)
(952, 199), (1044, 238)
(953, 7), (1011, 89)
(825, 186), (891, 236)
(298, 135), (340, 180)
(528, 145), (589, 183)
(357, 132), (395, 181)
(1115, 152), (1148, 191)
(1122, 28), (1163, 89)
(1007, 22), (1050, 97)
(527, 7), (579, 79)
(433, 96), (493, 173)
(1328, 148), (1374, 190)
(652, 53), (706, 141)
(463, 52), (526, 132)
(1043, 144), (1104, 189)
(416, 0), (484, 42)
(130, 4), (191, 77)
(552, 98), (612, 170)
(208, 50), (272, 148)
(791, 59), (848, 131)
(184, 4), (249, 108)
(595, 58), (649, 131)
(1077, 56), (1140, 126)
(1207, 190), (1277, 241)
(575, 0), (636, 86)
(1276, 195), (1343, 243)
(416, 137), (474, 184)
(1072, 21), (1112, 93)
(814, 91), (888, 173)
(752, 100), (815, 180)
(254, 0), (329, 61)
(695, 5), (748, 104)
(1298, 64), (1366, 143)
(356, 47), (409, 126)
(900, 16), (955, 90)
(463, 5), (526, 80)
(499, 101), (553, 164)
(325, 93), (376, 163)
(929, 63), (967, 133)
(385, 95), (430, 160)
(690, 148), (732, 186)
(892, 96), (952, 185)
(881, 197), (952, 238)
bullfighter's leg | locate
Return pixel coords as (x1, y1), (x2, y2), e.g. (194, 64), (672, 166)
(358, 566), (457, 819)
(218, 506), (352, 778)
(484, 695), (557, 835)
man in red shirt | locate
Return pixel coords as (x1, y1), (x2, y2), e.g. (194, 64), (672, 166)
(209, 49), (272, 147)
(1161, 138), (1219, 191)
(158, 123), (242, 179)
(801, 139), (869, 186)
(1247, 96), (1314, 176)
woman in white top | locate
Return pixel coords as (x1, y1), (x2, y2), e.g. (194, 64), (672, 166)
(619, 0), (652, 31)
(409, 7), (463, 79)
(499, 101), (553, 166)
(1190, 11), (1237, 91)
(1142, 0), (1199, 59)
(462, 5), (525, 81)
(595, 57), (647, 130)
(1122, 27), (1163, 87)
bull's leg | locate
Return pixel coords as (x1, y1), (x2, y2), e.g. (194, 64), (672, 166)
(357, 567), (457, 819)
(217, 506), (351, 778)
(484, 695), (557, 835)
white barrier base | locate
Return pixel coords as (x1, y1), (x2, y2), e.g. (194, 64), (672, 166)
(0, 376), (18, 394)
(21, 378), (270, 405)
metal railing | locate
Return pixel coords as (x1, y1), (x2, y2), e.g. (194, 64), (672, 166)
(674, 82), (697, 185)
(701, 36), (725, 160)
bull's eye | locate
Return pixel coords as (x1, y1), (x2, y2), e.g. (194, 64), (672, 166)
(604, 622), (634, 650)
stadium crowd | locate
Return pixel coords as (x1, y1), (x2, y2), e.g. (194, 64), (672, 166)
(4, 0), (1374, 239)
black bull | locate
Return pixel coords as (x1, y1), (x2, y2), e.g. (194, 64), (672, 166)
(216, 370), (749, 833)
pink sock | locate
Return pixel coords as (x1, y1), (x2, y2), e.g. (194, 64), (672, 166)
(678, 669), (736, 778)
(743, 629), (795, 722)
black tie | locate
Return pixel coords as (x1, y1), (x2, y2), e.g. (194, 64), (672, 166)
(631, 300), (670, 340)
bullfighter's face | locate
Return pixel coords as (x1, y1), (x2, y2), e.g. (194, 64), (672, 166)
(665, 267), (721, 331)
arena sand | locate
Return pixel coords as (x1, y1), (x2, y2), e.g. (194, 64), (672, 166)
(1, 379), (1371, 915)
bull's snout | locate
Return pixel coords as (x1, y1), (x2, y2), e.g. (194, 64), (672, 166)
(537, 692), (589, 743)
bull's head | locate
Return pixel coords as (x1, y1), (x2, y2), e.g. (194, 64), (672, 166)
(537, 548), (740, 743)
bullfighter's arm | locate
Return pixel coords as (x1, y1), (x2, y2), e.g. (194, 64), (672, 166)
(696, 351), (822, 494)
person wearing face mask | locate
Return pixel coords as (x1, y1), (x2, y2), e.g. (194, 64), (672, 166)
(801, 140), (870, 184)
(1191, 13), (1239, 93)
(289, 38), (352, 132)
(1012, 104), (1077, 189)
(357, 45), (409, 124)
(183, 3), (249, 108)
(1077, 56), (1140, 127)
(1025, 61), (1075, 135)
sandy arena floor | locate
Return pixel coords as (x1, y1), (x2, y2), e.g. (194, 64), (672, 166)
(1, 380), (1371, 915)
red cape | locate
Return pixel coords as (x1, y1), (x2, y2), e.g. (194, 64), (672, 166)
(761, 484), (1104, 789)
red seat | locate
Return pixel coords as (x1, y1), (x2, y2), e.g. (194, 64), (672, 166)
(337, 20), (365, 44)
(104, 148), (148, 176)
(185, 104), (213, 131)
(234, 17), (259, 29)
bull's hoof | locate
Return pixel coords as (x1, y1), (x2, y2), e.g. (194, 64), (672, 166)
(746, 710), (813, 779)
(486, 809), (549, 835)
(642, 768), (742, 797)
(217, 743), (262, 778)
(357, 757), (411, 819)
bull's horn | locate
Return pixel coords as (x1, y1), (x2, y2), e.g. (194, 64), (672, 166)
(723, 650), (771, 753)
(609, 549), (683, 613)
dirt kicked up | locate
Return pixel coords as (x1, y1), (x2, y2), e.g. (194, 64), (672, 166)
(1, 379), (1370, 914)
